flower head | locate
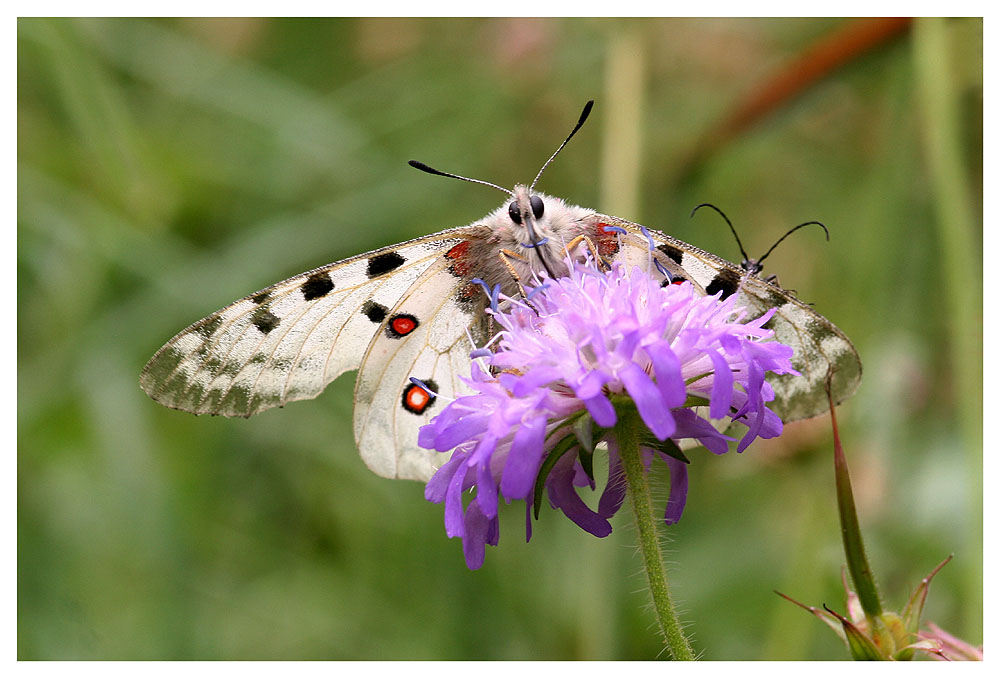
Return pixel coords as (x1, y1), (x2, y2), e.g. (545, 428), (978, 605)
(419, 259), (797, 568)
(778, 556), (975, 661)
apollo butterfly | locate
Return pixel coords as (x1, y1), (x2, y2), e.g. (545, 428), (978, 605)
(141, 102), (861, 481)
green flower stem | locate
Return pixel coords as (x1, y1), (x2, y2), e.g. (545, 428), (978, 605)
(615, 409), (696, 661)
(828, 391), (883, 619)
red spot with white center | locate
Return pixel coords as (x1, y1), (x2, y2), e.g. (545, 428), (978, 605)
(387, 313), (419, 338)
(401, 382), (436, 414)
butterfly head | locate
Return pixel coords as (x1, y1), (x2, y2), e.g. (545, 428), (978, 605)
(507, 184), (548, 245)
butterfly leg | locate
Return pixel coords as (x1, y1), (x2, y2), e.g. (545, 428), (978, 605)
(562, 235), (610, 271)
(498, 249), (532, 299)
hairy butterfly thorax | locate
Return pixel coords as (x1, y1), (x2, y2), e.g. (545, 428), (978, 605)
(141, 100), (861, 482)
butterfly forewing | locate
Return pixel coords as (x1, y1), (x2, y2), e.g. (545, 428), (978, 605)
(140, 230), (475, 418)
(594, 214), (862, 421)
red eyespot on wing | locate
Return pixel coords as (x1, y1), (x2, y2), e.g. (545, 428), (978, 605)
(401, 380), (437, 414)
(386, 313), (419, 338)
(446, 240), (473, 277)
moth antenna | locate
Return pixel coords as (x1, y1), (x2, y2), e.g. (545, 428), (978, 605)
(755, 220), (830, 266)
(529, 100), (594, 191)
(408, 160), (513, 197)
(691, 203), (751, 264)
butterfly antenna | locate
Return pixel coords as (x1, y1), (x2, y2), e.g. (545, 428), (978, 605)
(756, 220), (830, 266)
(690, 203), (751, 264)
(408, 160), (514, 197)
(529, 100), (594, 191)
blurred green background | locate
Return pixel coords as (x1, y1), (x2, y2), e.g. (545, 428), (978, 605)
(18, 18), (982, 660)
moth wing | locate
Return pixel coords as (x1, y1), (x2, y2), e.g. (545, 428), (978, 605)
(140, 229), (477, 418)
(589, 213), (862, 421)
(353, 257), (489, 482)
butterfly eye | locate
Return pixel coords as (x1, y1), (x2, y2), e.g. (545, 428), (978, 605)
(530, 195), (544, 219)
(508, 202), (522, 225)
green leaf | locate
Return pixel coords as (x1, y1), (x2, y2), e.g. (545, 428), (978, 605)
(894, 638), (944, 661)
(531, 433), (578, 520)
(902, 554), (953, 634)
(578, 444), (595, 483)
(829, 390), (883, 618)
(681, 394), (710, 408)
(572, 416), (595, 454)
(640, 436), (690, 464)
(824, 606), (886, 660)
(774, 590), (846, 641)
(684, 371), (713, 385)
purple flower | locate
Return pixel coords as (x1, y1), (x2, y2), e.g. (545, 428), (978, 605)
(419, 260), (797, 569)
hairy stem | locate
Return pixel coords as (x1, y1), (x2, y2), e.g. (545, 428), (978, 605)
(615, 409), (696, 660)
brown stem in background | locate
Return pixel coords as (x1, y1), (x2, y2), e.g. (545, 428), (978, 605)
(677, 17), (912, 180)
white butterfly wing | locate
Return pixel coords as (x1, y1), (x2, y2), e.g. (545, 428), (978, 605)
(591, 214), (862, 421)
(140, 230), (475, 418)
(353, 257), (489, 481)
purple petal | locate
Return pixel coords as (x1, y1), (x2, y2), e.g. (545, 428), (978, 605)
(461, 501), (491, 570)
(430, 414), (489, 451)
(444, 462), (470, 538)
(660, 452), (689, 525)
(598, 440), (626, 519)
(646, 343), (685, 408)
(583, 394), (617, 427)
(620, 363), (675, 440)
(469, 433), (499, 465)
(511, 366), (564, 396)
(574, 370), (609, 400)
(485, 512), (500, 547)
(500, 416), (547, 499)
(546, 458), (612, 537)
(708, 349), (734, 419)
(673, 408), (733, 455)
(475, 460), (498, 519)
(425, 452), (466, 503)
(736, 359), (768, 452)
(738, 407), (783, 452)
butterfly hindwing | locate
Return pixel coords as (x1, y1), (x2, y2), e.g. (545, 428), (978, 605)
(353, 251), (489, 481)
(590, 213), (862, 421)
(140, 229), (476, 418)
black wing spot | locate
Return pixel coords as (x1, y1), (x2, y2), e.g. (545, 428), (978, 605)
(362, 300), (388, 324)
(657, 243), (684, 265)
(251, 290), (271, 304)
(762, 289), (789, 311)
(301, 272), (335, 300)
(367, 252), (406, 278)
(251, 307), (281, 334)
(196, 315), (223, 338)
(705, 269), (742, 300)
